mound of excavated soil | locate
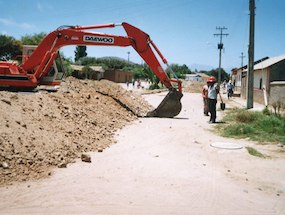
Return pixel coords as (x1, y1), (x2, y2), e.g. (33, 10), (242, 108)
(182, 80), (204, 93)
(0, 77), (153, 186)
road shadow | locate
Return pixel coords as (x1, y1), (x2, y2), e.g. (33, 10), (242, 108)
(173, 117), (189, 120)
(142, 116), (189, 120)
(213, 121), (226, 124)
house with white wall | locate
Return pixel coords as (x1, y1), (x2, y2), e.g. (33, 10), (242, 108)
(231, 54), (285, 105)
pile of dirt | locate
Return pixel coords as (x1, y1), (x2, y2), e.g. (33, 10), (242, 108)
(182, 80), (204, 93)
(0, 77), (153, 186)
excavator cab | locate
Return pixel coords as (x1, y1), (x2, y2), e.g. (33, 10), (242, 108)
(22, 45), (65, 86)
(39, 53), (66, 86)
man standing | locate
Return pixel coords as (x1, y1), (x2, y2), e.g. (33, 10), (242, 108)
(202, 82), (209, 116)
(207, 76), (219, 123)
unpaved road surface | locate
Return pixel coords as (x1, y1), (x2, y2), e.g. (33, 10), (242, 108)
(1, 92), (285, 214)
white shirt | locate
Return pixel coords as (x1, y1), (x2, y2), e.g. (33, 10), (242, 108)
(208, 84), (218, 99)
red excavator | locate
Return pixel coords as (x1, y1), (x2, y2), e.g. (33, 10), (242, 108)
(0, 22), (182, 117)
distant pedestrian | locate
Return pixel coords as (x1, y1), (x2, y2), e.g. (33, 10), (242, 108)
(137, 80), (141, 88)
(202, 82), (209, 116)
(207, 76), (219, 123)
(226, 80), (234, 99)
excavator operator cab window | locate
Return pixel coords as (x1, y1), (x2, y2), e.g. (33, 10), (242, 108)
(54, 54), (65, 80)
(41, 52), (65, 83)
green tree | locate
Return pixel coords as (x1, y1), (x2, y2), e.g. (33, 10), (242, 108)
(166, 64), (192, 79)
(60, 53), (73, 77)
(79, 56), (130, 70)
(0, 35), (22, 60)
(74, 46), (87, 62)
(21, 32), (46, 45)
(140, 63), (160, 89)
(206, 68), (230, 82)
(79, 56), (97, 65)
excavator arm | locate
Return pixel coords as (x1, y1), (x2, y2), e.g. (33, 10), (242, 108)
(0, 22), (183, 117)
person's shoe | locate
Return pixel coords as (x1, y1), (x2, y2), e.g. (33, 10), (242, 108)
(208, 120), (216, 124)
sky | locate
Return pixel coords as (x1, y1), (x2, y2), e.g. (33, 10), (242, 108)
(0, 0), (284, 72)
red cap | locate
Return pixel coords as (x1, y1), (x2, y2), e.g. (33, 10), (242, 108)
(207, 76), (216, 83)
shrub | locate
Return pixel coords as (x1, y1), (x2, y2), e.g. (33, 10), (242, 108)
(262, 106), (271, 115)
(148, 83), (160, 90)
(223, 124), (255, 137)
(217, 109), (285, 144)
(235, 110), (258, 123)
(256, 115), (285, 135)
(245, 147), (265, 158)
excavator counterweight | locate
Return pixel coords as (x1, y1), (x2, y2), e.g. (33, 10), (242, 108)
(0, 22), (183, 118)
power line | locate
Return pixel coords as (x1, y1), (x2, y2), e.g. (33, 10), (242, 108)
(214, 27), (229, 84)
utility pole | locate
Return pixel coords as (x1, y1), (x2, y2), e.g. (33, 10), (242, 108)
(240, 52), (246, 67)
(247, 0), (255, 109)
(214, 27), (229, 85)
(127, 51), (130, 64)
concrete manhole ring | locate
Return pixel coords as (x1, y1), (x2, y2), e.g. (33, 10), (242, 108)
(210, 142), (243, 150)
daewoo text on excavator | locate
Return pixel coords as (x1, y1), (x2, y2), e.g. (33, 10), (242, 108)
(0, 22), (183, 117)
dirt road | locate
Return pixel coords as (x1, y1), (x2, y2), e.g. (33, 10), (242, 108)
(0, 92), (284, 214)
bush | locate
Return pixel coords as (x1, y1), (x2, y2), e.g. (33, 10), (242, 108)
(235, 110), (258, 123)
(223, 124), (255, 137)
(256, 115), (285, 135)
(149, 83), (160, 90)
(217, 109), (285, 144)
(262, 107), (271, 115)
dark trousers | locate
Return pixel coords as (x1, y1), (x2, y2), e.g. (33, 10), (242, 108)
(227, 89), (233, 99)
(208, 99), (217, 122)
(203, 98), (209, 115)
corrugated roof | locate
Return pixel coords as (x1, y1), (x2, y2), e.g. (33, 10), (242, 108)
(185, 74), (202, 77)
(254, 54), (285, 70)
(70, 65), (104, 73)
(197, 73), (210, 78)
(89, 66), (104, 73)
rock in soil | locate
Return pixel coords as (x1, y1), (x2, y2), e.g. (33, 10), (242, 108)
(81, 154), (91, 163)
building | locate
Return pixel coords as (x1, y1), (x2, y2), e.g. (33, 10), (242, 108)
(185, 74), (202, 81)
(231, 57), (269, 96)
(104, 69), (133, 83)
(197, 73), (210, 82)
(185, 73), (209, 82)
(70, 65), (104, 80)
(231, 54), (285, 105)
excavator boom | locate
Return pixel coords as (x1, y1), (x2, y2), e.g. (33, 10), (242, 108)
(0, 22), (183, 117)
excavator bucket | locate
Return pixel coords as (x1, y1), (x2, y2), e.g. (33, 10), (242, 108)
(147, 89), (183, 118)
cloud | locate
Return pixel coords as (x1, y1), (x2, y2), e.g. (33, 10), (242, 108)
(37, 2), (43, 11)
(37, 2), (52, 12)
(0, 18), (34, 29)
